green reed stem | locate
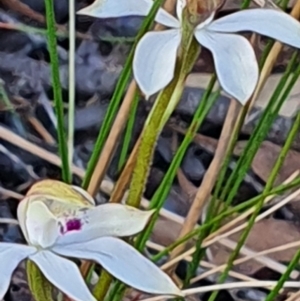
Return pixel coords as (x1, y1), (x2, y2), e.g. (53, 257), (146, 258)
(45, 0), (70, 182)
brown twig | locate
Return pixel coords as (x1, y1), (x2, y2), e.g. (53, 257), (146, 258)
(1, 0), (46, 24)
(0, 125), (85, 178)
(110, 135), (141, 203)
(0, 0), (92, 41)
(0, 21), (93, 41)
(166, 100), (242, 275)
(87, 81), (137, 197)
(27, 116), (56, 145)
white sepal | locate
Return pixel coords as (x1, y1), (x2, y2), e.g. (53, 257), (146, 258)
(0, 243), (36, 299)
(52, 237), (182, 296)
(194, 29), (259, 104)
(208, 9), (300, 48)
(133, 29), (181, 97)
(30, 250), (96, 301)
(77, 0), (180, 29)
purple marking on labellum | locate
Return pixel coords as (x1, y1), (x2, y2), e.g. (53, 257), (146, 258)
(66, 219), (82, 232)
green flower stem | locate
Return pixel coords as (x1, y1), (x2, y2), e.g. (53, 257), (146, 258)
(44, 0), (70, 183)
(135, 76), (218, 251)
(110, 282), (126, 301)
(27, 260), (53, 301)
(126, 34), (199, 208)
(126, 75), (181, 207)
(93, 271), (113, 301)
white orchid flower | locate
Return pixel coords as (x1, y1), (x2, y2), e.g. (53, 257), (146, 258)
(78, 0), (300, 104)
(0, 180), (181, 301)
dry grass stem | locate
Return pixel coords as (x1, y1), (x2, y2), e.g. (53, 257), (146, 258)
(161, 187), (300, 271)
(27, 116), (56, 144)
(284, 290), (300, 301)
(216, 238), (299, 278)
(0, 125), (186, 227)
(192, 240), (300, 283)
(0, 126), (85, 178)
(146, 241), (260, 283)
(204, 186), (300, 247)
(166, 100), (242, 273)
(87, 81), (137, 197)
(110, 135), (141, 203)
(0, 186), (23, 200)
(0, 218), (19, 224)
(140, 281), (300, 301)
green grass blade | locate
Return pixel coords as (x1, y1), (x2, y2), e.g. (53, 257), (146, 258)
(265, 250), (300, 301)
(117, 92), (139, 172)
(67, 0), (76, 180)
(44, 0), (71, 183)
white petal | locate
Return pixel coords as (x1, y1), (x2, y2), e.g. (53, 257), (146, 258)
(17, 198), (30, 242)
(194, 29), (258, 104)
(71, 185), (95, 205)
(26, 201), (60, 248)
(30, 251), (96, 301)
(55, 204), (154, 245)
(207, 9), (300, 48)
(176, 0), (186, 22)
(53, 237), (182, 296)
(77, 0), (180, 29)
(0, 243), (36, 299)
(133, 29), (181, 97)
(26, 180), (94, 207)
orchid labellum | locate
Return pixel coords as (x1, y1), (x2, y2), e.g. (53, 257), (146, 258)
(78, 0), (300, 104)
(0, 180), (181, 301)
